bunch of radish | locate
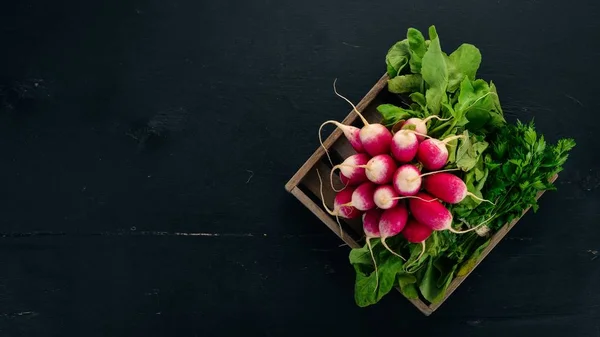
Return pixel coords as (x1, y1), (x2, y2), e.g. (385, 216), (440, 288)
(318, 84), (493, 281)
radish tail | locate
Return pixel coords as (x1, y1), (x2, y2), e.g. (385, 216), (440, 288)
(390, 196), (439, 202)
(449, 214), (496, 234)
(441, 134), (467, 144)
(407, 168), (461, 182)
(403, 241), (426, 273)
(318, 120), (344, 167)
(329, 165), (346, 193)
(333, 78), (369, 126)
(466, 192), (495, 205)
(317, 169), (338, 216)
(422, 115), (451, 123)
(381, 238), (406, 261)
(366, 238), (379, 293)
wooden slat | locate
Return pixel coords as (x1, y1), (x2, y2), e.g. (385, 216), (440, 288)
(285, 73), (389, 192)
(290, 186), (360, 248)
(427, 174), (559, 313)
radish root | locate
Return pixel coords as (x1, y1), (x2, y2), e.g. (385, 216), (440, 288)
(449, 213), (497, 234)
(317, 168), (344, 239)
(389, 195), (439, 202)
(333, 78), (369, 126)
(407, 168), (461, 182)
(403, 241), (426, 273)
(366, 238), (379, 293)
(422, 115), (451, 123)
(441, 134), (466, 144)
(318, 120), (345, 167)
(466, 192), (495, 205)
(381, 239), (406, 261)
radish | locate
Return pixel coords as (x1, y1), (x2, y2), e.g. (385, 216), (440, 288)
(393, 164), (460, 196)
(339, 181), (377, 211)
(378, 203), (409, 260)
(416, 135), (465, 170)
(373, 185), (399, 210)
(334, 154), (397, 185)
(401, 116), (450, 141)
(330, 153), (369, 192)
(363, 154), (397, 184)
(408, 192), (453, 231)
(318, 121), (364, 166)
(423, 172), (494, 205)
(391, 129), (419, 163)
(333, 79), (393, 156)
(393, 164), (421, 196)
(362, 208), (383, 290)
(409, 192), (495, 236)
(402, 217), (433, 268)
(317, 169), (361, 237)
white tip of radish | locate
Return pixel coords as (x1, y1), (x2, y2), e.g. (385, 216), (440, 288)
(365, 154), (397, 184)
(373, 185), (399, 210)
(393, 164), (422, 196)
(359, 124), (393, 156)
(391, 130), (419, 163)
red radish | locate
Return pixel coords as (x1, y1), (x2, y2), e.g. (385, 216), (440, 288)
(402, 217), (433, 266)
(363, 154), (397, 184)
(378, 203), (409, 260)
(393, 164), (460, 196)
(333, 80), (393, 156)
(373, 185), (399, 210)
(391, 129), (419, 163)
(330, 153), (369, 191)
(417, 135), (465, 170)
(318, 121), (364, 166)
(423, 172), (494, 204)
(393, 164), (422, 196)
(408, 192), (453, 231)
(401, 116), (450, 141)
(339, 181), (377, 211)
(317, 169), (361, 237)
(362, 208), (383, 289)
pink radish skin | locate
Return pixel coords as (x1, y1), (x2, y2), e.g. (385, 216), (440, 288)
(391, 130), (419, 163)
(330, 153), (369, 191)
(347, 181), (377, 211)
(423, 172), (494, 205)
(364, 154), (397, 184)
(417, 135), (464, 171)
(332, 188), (361, 219)
(332, 79), (393, 156)
(373, 185), (399, 210)
(402, 217), (433, 270)
(401, 116), (450, 142)
(378, 203), (409, 260)
(362, 209), (383, 290)
(393, 164), (422, 196)
(408, 192), (453, 231)
(319, 120), (364, 154)
(402, 217), (433, 243)
(360, 124), (393, 156)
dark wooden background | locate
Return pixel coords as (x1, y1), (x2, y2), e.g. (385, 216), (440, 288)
(1, 0), (599, 336)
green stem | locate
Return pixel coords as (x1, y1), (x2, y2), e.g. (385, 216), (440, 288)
(429, 120), (453, 137)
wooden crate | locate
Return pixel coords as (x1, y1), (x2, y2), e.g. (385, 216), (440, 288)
(285, 73), (557, 315)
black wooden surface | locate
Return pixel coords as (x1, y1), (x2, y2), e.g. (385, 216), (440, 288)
(1, 0), (599, 336)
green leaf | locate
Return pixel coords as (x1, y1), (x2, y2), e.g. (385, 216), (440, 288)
(457, 239), (491, 277)
(407, 28), (427, 73)
(410, 92), (427, 111)
(419, 257), (458, 303)
(447, 44), (482, 92)
(376, 104), (417, 126)
(388, 74), (423, 94)
(398, 273), (419, 299)
(455, 131), (489, 171)
(421, 26), (448, 115)
(386, 40), (410, 78)
(354, 254), (404, 307)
